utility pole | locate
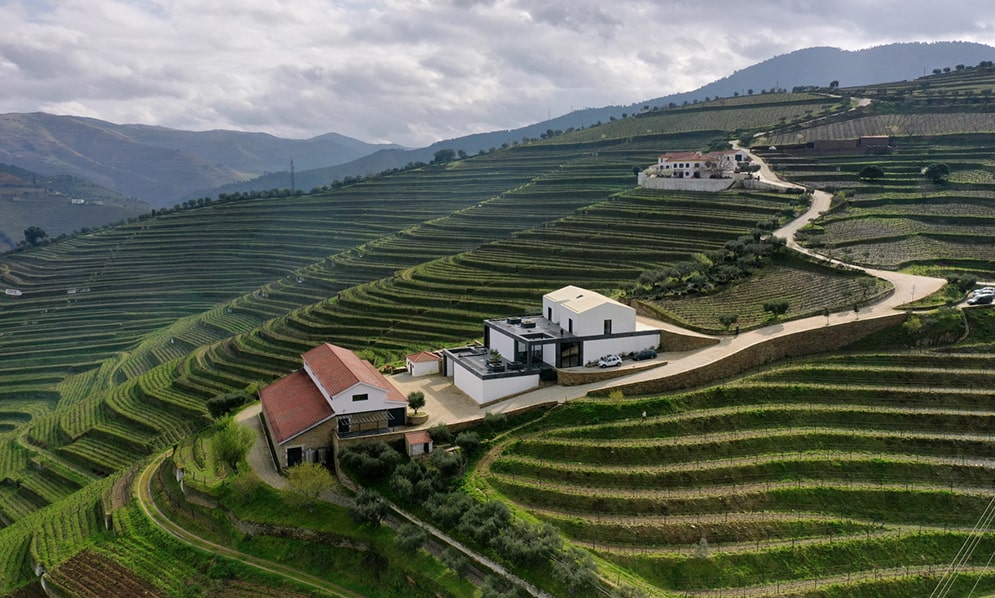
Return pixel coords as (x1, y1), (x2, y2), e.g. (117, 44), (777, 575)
(290, 158), (296, 195)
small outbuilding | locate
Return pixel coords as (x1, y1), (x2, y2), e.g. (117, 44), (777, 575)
(406, 350), (441, 376)
(405, 430), (433, 458)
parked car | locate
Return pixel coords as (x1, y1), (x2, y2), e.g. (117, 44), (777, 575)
(968, 293), (994, 305)
(632, 349), (657, 361)
(598, 354), (622, 368)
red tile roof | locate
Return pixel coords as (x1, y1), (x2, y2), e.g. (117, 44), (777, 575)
(260, 370), (333, 444)
(659, 150), (741, 161)
(407, 350), (440, 363)
(659, 151), (704, 161)
(303, 343), (408, 404)
(405, 430), (432, 445)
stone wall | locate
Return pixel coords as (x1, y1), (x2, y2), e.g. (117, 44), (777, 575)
(639, 176), (736, 192)
(556, 361), (666, 386)
(227, 512), (372, 551)
(595, 312), (905, 397)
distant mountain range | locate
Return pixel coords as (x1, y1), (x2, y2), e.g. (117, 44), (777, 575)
(184, 41), (995, 200)
(0, 112), (401, 207)
(1, 41), (993, 211)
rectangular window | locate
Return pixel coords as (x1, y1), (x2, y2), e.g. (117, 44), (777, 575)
(547, 307), (552, 320)
(568, 318), (573, 333)
(604, 319), (612, 335)
(352, 393), (368, 402)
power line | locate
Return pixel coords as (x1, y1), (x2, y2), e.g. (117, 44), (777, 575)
(932, 494), (995, 598)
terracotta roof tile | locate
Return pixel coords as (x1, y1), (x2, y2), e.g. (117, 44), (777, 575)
(260, 370), (333, 444)
(406, 350), (440, 363)
(303, 343), (407, 404)
(405, 430), (432, 445)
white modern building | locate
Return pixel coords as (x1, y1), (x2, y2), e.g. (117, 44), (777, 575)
(443, 286), (660, 404)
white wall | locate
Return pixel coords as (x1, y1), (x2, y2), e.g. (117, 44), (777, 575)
(543, 344), (557, 365)
(453, 361), (539, 404)
(640, 177), (735, 192)
(407, 359), (439, 377)
(489, 331), (517, 362)
(454, 364), (484, 402)
(567, 302), (636, 337)
(328, 382), (391, 416)
(481, 373), (539, 403)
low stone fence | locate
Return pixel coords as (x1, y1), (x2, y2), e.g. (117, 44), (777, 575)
(556, 362), (666, 386)
(595, 312), (905, 397)
(639, 177), (736, 192)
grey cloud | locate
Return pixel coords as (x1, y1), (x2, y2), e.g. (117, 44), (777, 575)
(0, 0), (994, 146)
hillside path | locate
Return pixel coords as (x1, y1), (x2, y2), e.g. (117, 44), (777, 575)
(134, 451), (364, 598)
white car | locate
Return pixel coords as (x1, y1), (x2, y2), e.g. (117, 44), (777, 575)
(968, 287), (995, 302)
(598, 354), (622, 368)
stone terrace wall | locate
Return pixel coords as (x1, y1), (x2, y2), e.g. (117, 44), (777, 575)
(595, 312), (905, 397)
(639, 177), (735, 192)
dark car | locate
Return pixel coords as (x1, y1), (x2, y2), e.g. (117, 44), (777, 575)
(970, 293), (994, 306)
(632, 349), (657, 361)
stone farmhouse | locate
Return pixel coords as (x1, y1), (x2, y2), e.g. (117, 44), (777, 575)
(443, 286), (660, 404)
(259, 343), (408, 470)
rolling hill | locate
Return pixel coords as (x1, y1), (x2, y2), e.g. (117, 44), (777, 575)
(0, 113), (400, 208)
(2, 41), (993, 216)
(0, 163), (148, 252)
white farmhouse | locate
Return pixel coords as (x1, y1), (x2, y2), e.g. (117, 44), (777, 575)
(638, 149), (750, 191)
(655, 150), (746, 179)
(443, 286), (660, 404)
(259, 343), (409, 469)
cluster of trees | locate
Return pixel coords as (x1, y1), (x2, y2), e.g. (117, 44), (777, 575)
(20, 225), (48, 248)
(902, 306), (965, 346)
(922, 162), (950, 183)
(338, 419), (607, 596)
(628, 228), (788, 300)
(929, 59), (995, 75)
(211, 417), (254, 473)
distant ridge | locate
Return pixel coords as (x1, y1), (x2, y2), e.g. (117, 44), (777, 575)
(209, 41), (995, 198)
(2, 41), (993, 206)
(0, 112), (400, 207)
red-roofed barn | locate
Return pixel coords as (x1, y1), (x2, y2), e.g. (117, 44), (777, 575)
(260, 343), (409, 470)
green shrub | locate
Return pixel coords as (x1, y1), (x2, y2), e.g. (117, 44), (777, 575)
(454, 432), (481, 453)
(339, 442), (402, 482)
(428, 424), (453, 444)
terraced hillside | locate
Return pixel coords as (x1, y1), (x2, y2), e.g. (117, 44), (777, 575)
(759, 134), (995, 280)
(4, 74), (995, 595)
(481, 310), (995, 596)
(1, 121), (773, 591)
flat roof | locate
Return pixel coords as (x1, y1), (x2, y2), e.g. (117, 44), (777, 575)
(485, 315), (573, 342)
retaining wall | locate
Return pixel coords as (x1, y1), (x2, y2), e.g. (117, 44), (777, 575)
(595, 312), (905, 397)
(638, 177), (736, 192)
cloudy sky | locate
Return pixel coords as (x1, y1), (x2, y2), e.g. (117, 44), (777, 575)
(2, 0), (994, 146)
